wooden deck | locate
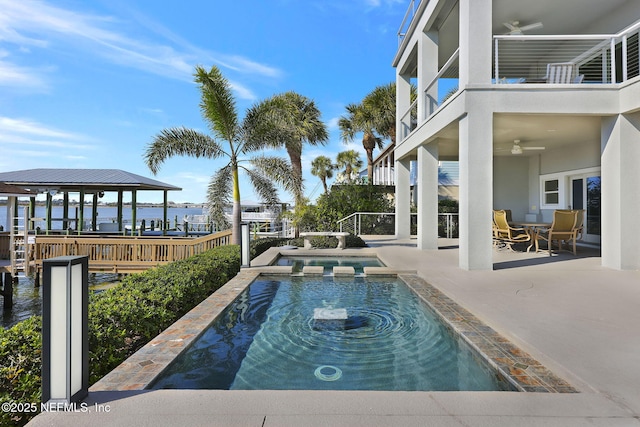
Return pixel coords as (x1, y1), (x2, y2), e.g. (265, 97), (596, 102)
(29, 230), (233, 274)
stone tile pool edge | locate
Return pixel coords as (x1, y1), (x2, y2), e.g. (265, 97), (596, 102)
(90, 267), (577, 393)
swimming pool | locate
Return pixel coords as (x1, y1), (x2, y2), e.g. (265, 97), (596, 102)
(150, 275), (515, 391)
(273, 255), (384, 275)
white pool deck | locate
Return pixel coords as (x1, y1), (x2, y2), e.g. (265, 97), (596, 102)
(28, 237), (640, 426)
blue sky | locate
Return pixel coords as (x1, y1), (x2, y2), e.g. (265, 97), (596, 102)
(0, 0), (408, 204)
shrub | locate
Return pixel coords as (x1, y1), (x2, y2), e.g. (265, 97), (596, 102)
(250, 237), (290, 259)
(312, 184), (394, 231)
(0, 316), (42, 426)
(0, 245), (240, 426)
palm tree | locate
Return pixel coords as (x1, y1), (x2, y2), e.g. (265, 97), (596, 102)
(339, 83), (412, 183)
(335, 150), (363, 183)
(311, 155), (335, 194)
(361, 82), (397, 144)
(144, 65), (296, 245)
(338, 103), (383, 184)
(244, 91), (328, 206)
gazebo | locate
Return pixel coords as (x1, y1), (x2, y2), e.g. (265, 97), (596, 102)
(0, 169), (181, 234)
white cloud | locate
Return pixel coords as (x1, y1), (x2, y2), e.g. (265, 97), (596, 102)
(0, 51), (49, 89)
(0, 116), (82, 140)
(0, 116), (96, 167)
(229, 81), (257, 101)
(0, 0), (283, 88)
(326, 116), (341, 131)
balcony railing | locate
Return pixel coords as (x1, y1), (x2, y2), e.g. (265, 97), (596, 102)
(397, 0), (420, 46)
(494, 24), (640, 84)
(337, 212), (458, 238)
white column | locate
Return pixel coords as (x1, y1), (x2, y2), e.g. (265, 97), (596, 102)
(418, 30), (439, 120)
(396, 73), (412, 143)
(459, 109), (493, 270)
(601, 113), (640, 269)
(417, 142), (439, 249)
(395, 157), (411, 239)
(384, 157), (389, 184)
(459, 0), (492, 87)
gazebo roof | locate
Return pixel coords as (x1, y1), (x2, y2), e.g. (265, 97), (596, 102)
(0, 169), (181, 193)
(0, 182), (34, 197)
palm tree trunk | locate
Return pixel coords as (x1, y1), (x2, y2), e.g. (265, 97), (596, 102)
(286, 146), (303, 204)
(231, 163), (242, 245)
(286, 145), (303, 238)
(322, 178), (328, 194)
(366, 149), (374, 184)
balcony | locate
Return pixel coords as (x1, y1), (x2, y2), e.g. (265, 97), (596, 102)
(494, 25), (640, 84)
(398, 20), (640, 143)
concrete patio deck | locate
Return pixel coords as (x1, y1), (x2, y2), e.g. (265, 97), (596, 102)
(28, 237), (640, 426)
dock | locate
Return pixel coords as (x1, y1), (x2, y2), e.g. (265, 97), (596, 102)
(1, 230), (232, 278)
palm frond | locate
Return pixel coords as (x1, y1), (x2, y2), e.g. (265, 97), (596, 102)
(244, 167), (280, 208)
(194, 65), (239, 143)
(145, 127), (225, 174)
(250, 156), (300, 195)
(206, 165), (232, 229)
(243, 91), (328, 153)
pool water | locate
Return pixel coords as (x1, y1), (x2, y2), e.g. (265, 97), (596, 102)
(151, 276), (514, 391)
(274, 256), (384, 275)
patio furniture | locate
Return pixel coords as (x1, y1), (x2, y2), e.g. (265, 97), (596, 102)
(511, 221), (552, 253)
(299, 232), (350, 250)
(545, 62), (575, 84)
(493, 210), (531, 251)
(536, 210), (579, 255)
(557, 209), (585, 241)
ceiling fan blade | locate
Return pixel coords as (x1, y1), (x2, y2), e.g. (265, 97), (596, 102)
(522, 146), (545, 150)
(519, 22), (543, 32)
(503, 22), (518, 31)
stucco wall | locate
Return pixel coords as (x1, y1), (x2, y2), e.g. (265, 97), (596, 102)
(493, 156), (529, 221)
(539, 142), (600, 175)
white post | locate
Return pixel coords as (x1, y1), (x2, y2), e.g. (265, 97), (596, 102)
(395, 157), (412, 239)
(42, 256), (89, 405)
(417, 143), (439, 249)
(459, 108), (494, 270)
(459, 0), (492, 87)
(241, 223), (251, 268)
(601, 113), (640, 269)
(419, 30), (439, 120)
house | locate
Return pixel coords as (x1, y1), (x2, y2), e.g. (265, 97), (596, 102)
(372, 143), (460, 200)
(393, 0), (640, 270)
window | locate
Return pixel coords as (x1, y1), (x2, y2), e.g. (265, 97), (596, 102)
(544, 179), (559, 204)
(540, 174), (565, 209)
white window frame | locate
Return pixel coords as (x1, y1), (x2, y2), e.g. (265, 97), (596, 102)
(540, 173), (565, 209)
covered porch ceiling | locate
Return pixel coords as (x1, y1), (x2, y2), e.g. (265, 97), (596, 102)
(415, 113), (602, 160)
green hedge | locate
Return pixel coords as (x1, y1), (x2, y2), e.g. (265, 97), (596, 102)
(0, 245), (240, 426)
(0, 316), (42, 426)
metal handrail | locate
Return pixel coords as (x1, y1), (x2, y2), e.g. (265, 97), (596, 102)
(337, 211), (459, 238)
(493, 21), (640, 85)
(397, 0), (418, 46)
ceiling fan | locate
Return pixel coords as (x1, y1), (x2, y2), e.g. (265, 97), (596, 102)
(510, 139), (545, 155)
(503, 20), (543, 35)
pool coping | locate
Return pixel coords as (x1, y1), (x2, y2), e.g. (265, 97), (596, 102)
(90, 267), (577, 393)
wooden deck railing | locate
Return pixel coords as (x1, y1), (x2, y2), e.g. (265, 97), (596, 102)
(31, 230), (233, 273)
